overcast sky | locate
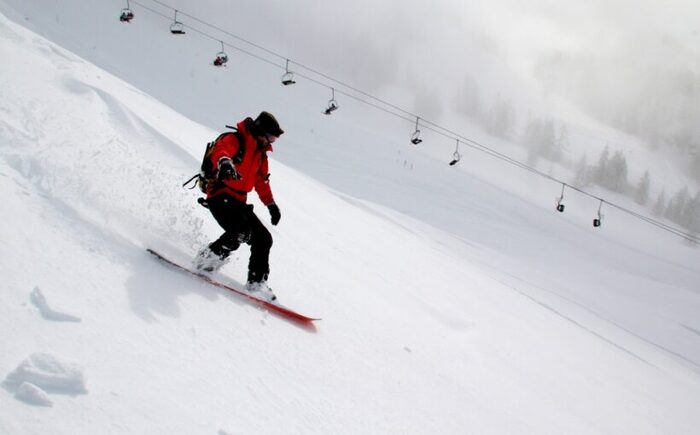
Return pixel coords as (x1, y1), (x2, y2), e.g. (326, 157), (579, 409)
(206, 0), (699, 110)
(158, 0), (700, 134)
(214, 1), (700, 75)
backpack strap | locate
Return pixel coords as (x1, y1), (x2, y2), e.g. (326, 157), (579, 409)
(182, 173), (199, 189)
(222, 125), (246, 163)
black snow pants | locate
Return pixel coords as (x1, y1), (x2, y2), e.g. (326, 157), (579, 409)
(207, 194), (272, 283)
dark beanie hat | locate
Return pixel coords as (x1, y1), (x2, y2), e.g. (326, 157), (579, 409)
(254, 111), (284, 137)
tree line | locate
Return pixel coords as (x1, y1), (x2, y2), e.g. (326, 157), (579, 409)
(455, 82), (700, 237)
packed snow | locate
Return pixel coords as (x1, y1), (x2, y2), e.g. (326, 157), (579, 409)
(1, 2), (700, 434)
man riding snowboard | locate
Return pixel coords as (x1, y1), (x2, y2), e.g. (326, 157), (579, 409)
(194, 111), (284, 301)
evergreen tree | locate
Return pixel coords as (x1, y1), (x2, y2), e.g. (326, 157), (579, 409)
(593, 145), (610, 186)
(608, 150), (629, 192)
(485, 96), (516, 139)
(652, 189), (667, 216)
(665, 186), (690, 223)
(524, 118), (544, 165)
(690, 147), (700, 182)
(540, 119), (557, 161)
(684, 192), (700, 233)
(554, 124), (569, 162)
(574, 153), (590, 187)
(634, 170), (651, 205)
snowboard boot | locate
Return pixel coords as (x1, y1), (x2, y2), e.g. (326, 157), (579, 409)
(193, 246), (229, 273)
(245, 281), (277, 302)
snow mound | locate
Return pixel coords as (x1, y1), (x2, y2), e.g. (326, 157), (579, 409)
(4, 353), (87, 395)
(30, 287), (81, 322)
(15, 382), (53, 407)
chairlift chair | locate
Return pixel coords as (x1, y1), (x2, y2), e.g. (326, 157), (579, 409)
(324, 89), (338, 115)
(410, 117), (423, 145)
(213, 41), (228, 67)
(593, 215), (602, 227)
(214, 53), (228, 67)
(170, 10), (185, 34)
(324, 99), (338, 115)
(281, 60), (296, 86)
(281, 73), (296, 86)
(593, 200), (604, 227)
(449, 140), (461, 165)
(556, 184), (566, 212)
(120, 8), (134, 22)
(411, 131), (423, 145)
(170, 21), (185, 34)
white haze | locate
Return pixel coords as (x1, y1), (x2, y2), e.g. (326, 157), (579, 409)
(8, 0), (699, 131)
(2, 2), (700, 434)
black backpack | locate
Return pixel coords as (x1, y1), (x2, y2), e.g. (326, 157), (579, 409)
(183, 125), (245, 194)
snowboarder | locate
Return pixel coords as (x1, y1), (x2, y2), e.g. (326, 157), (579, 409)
(194, 111), (284, 301)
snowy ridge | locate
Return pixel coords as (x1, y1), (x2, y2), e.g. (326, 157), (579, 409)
(1, 7), (700, 435)
(30, 287), (81, 322)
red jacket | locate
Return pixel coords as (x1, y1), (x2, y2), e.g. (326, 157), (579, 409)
(206, 119), (275, 205)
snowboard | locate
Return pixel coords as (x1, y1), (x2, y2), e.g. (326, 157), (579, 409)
(147, 249), (320, 325)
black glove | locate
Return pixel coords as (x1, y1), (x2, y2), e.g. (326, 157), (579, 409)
(217, 158), (239, 181)
(268, 203), (281, 226)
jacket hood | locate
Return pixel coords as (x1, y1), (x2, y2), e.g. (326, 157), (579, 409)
(238, 118), (274, 153)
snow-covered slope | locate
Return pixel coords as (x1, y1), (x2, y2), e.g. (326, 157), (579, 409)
(2, 7), (700, 435)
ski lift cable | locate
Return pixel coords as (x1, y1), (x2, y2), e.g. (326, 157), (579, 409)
(145, 1), (418, 119)
(125, 0), (699, 245)
(150, 0), (286, 63)
(603, 201), (700, 243)
(557, 182), (698, 241)
(129, 2), (415, 122)
(133, 1), (597, 183)
(129, 0), (286, 70)
(129, 1), (674, 202)
(284, 95), (699, 244)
